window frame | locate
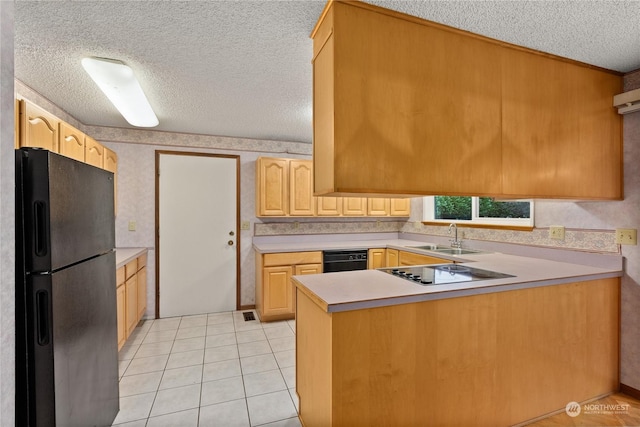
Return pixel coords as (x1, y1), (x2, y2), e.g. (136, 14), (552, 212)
(422, 196), (535, 228)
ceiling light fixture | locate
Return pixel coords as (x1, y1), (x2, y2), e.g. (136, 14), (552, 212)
(81, 57), (159, 127)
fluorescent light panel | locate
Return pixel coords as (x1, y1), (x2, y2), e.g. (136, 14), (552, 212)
(82, 57), (159, 127)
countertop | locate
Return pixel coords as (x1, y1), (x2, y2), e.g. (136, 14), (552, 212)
(264, 237), (624, 313)
(115, 247), (148, 269)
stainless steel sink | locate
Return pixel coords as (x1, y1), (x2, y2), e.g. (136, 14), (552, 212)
(410, 245), (483, 255)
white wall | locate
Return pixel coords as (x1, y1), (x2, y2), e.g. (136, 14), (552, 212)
(0, 2), (15, 425)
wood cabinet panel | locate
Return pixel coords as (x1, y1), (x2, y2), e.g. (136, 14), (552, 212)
(501, 49), (623, 199)
(367, 198), (389, 216)
(19, 99), (60, 152)
(398, 250), (450, 266)
(263, 266), (294, 318)
(390, 198), (411, 216)
(368, 249), (386, 269)
(256, 157), (289, 216)
(313, 1), (503, 196)
(85, 136), (104, 168)
(125, 276), (138, 337)
(116, 284), (126, 350)
(263, 251), (322, 267)
(125, 259), (137, 279)
(58, 122), (85, 162)
(104, 147), (118, 214)
(15, 98), (20, 149)
(137, 266), (147, 320)
(316, 197), (342, 216)
(386, 248), (399, 267)
(296, 278), (619, 426)
(342, 197), (367, 216)
(290, 159), (315, 216)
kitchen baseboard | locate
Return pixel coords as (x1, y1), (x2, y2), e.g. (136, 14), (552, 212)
(240, 304), (256, 311)
(620, 383), (640, 400)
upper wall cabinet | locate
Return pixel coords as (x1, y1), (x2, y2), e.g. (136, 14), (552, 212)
(19, 99), (60, 152)
(85, 136), (105, 168)
(311, 1), (623, 200)
(256, 157), (290, 216)
(59, 122), (86, 162)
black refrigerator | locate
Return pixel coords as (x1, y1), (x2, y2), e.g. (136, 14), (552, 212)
(15, 148), (120, 427)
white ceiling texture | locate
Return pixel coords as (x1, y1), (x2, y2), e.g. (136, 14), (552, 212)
(14, 0), (640, 144)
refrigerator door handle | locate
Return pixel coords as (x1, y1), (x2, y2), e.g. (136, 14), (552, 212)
(34, 201), (48, 257)
(35, 289), (50, 346)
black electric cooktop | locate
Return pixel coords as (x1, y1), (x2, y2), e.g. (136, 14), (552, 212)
(379, 264), (515, 285)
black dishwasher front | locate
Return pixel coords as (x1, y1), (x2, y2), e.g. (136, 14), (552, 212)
(322, 249), (368, 273)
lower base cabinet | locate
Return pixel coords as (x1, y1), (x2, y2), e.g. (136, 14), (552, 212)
(296, 278), (619, 426)
(256, 251), (322, 322)
(116, 251), (148, 350)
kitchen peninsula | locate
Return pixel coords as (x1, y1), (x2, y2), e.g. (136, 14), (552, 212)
(291, 244), (622, 426)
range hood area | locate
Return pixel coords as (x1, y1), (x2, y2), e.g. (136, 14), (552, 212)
(310, 0), (623, 201)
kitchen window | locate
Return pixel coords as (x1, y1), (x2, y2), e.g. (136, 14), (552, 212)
(422, 196), (534, 228)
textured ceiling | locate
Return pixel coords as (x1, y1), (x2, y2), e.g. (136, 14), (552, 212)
(14, 0), (640, 144)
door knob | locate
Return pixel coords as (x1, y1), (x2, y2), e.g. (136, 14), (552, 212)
(228, 240), (234, 246)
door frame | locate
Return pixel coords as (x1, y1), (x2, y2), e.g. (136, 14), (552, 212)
(154, 150), (241, 318)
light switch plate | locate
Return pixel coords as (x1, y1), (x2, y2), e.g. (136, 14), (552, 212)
(241, 221), (250, 230)
(128, 221), (136, 231)
(549, 226), (565, 240)
(615, 228), (637, 245)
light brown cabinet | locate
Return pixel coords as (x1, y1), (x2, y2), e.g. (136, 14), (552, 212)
(116, 267), (126, 350)
(256, 251), (323, 321)
(290, 159), (315, 216)
(311, 1), (622, 200)
(58, 122), (85, 162)
(398, 250), (450, 266)
(104, 147), (118, 213)
(85, 136), (104, 168)
(116, 252), (148, 350)
(390, 198), (411, 216)
(19, 99), (60, 152)
(386, 249), (399, 267)
(256, 157), (410, 217)
(368, 248), (386, 269)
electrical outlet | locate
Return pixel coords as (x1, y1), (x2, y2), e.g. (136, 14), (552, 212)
(241, 221), (250, 230)
(549, 226), (565, 240)
(376, 220), (381, 228)
(615, 228), (637, 245)
(128, 221), (136, 231)
(294, 221), (300, 229)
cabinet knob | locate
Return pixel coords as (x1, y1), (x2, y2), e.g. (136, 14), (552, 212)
(228, 240), (234, 246)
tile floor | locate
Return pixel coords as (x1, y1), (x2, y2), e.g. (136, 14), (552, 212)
(111, 310), (301, 427)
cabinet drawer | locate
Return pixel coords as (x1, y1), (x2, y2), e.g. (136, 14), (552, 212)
(137, 253), (147, 270)
(125, 259), (138, 279)
(263, 251), (323, 267)
(117, 266), (125, 287)
(398, 251), (450, 266)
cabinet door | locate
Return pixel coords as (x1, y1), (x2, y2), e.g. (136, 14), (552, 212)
(290, 159), (315, 216)
(256, 157), (289, 216)
(368, 249), (386, 269)
(386, 249), (399, 268)
(316, 197), (342, 216)
(390, 199), (411, 216)
(263, 266), (294, 317)
(85, 136), (104, 168)
(103, 147), (118, 214)
(501, 49), (622, 199)
(398, 251), (450, 266)
(312, 2), (503, 196)
(137, 266), (147, 320)
(343, 197), (367, 216)
(367, 198), (389, 216)
(19, 99), (59, 152)
(116, 285), (126, 350)
(58, 122), (85, 162)
(125, 275), (138, 337)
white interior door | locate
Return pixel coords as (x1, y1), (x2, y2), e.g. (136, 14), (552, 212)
(158, 153), (238, 318)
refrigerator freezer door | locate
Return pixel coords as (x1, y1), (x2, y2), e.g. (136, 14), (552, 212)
(25, 252), (119, 427)
(17, 148), (115, 273)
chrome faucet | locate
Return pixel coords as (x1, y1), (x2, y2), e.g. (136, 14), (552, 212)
(448, 223), (462, 248)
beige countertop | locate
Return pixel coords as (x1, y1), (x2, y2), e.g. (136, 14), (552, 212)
(115, 247), (148, 269)
(265, 237), (624, 313)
